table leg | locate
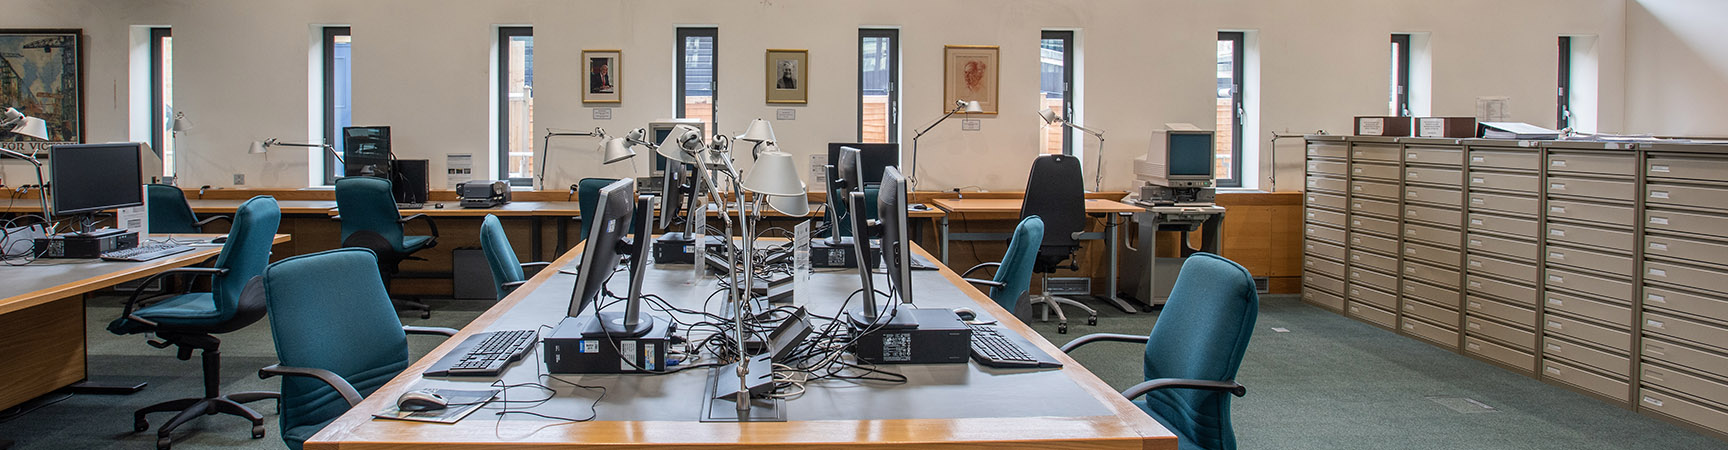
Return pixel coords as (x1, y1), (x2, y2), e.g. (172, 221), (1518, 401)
(556, 216), (570, 256)
(940, 214), (951, 266)
(1100, 213), (1137, 314)
(530, 217), (544, 262)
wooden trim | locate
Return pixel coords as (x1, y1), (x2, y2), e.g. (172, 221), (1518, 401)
(0, 234), (291, 316)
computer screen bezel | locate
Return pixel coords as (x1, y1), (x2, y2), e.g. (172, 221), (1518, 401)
(1164, 130), (1216, 180)
(48, 143), (145, 217)
(877, 166), (912, 304)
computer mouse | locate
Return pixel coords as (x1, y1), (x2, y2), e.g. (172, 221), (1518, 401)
(210, 236), (228, 244)
(396, 389), (448, 412)
(952, 307), (977, 321)
(434, 203), (445, 209)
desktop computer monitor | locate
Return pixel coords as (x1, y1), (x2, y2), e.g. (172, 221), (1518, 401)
(569, 178), (658, 337)
(49, 143), (145, 233)
(343, 126), (392, 177)
(834, 146), (868, 196)
(657, 159), (690, 230)
(1165, 130), (1215, 188)
(390, 159), (429, 206)
(648, 120), (705, 178)
(876, 166), (913, 304)
(826, 143), (896, 187)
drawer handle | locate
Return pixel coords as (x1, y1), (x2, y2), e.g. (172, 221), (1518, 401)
(1644, 396), (1664, 407)
(1471, 177), (1486, 184)
(1649, 268), (1667, 277)
(1469, 301), (1481, 308)
(1472, 156), (1486, 163)
(1353, 220), (1363, 226)
(1651, 164), (1670, 173)
(1408, 153), (1419, 159)
(1468, 322), (1481, 330)
(1353, 202), (1363, 208)
(1550, 228), (1565, 237)
(1469, 239), (1483, 246)
(1406, 211), (1418, 217)
(1354, 168), (1364, 173)
(1547, 321), (1563, 329)
(1404, 305), (1414, 312)
(1467, 342), (1481, 350)
(1547, 298), (1563, 306)
(1650, 242), (1667, 251)
(1352, 255), (1361, 261)
(1650, 216), (1669, 225)
(1408, 171), (1419, 178)
(1549, 275), (1564, 283)
(1308, 212), (1317, 218)
(1647, 319), (1664, 328)
(1547, 343), (1562, 352)
(1552, 160), (1569, 167)
(1406, 267), (1416, 274)
(1354, 186), (1363, 192)
(1406, 248), (1416, 255)
(1352, 288), (1360, 295)
(1650, 190), (1670, 199)
(1550, 252), (1565, 260)
(1471, 219), (1483, 226)
(1471, 198), (1485, 205)
(1551, 183), (1565, 190)
(1550, 206), (1566, 214)
(1648, 293), (1666, 303)
(1350, 238), (1360, 244)
(1409, 192), (1421, 198)
(1470, 281), (1482, 288)
(1469, 260), (1482, 267)
(1546, 366), (1562, 375)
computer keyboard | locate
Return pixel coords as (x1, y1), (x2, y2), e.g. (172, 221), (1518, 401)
(100, 243), (196, 262)
(424, 329), (538, 377)
(967, 323), (1063, 369)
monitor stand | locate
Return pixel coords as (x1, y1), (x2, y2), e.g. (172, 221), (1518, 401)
(582, 310), (658, 338)
(848, 303), (920, 330)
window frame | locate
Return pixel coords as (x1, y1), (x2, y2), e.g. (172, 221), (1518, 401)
(1557, 36), (1572, 130)
(675, 27), (719, 133)
(321, 26), (351, 185)
(1390, 33), (1411, 117)
(858, 28), (899, 143)
(1041, 30), (1076, 155)
(149, 27), (171, 176)
(497, 26), (533, 186)
(1217, 31), (1245, 188)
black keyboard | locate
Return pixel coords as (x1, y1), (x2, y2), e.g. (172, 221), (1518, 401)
(968, 323), (1063, 369)
(101, 244), (196, 262)
(424, 329), (538, 377)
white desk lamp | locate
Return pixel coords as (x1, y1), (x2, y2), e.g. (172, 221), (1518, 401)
(910, 100), (982, 190)
(1039, 107), (1107, 191)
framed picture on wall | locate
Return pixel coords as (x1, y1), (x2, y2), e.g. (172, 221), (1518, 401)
(0, 29), (84, 145)
(765, 49), (808, 104)
(943, 45), (997, 115)
(583, 50), (622, 103)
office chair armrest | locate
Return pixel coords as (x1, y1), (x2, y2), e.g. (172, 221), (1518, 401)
(259, 364), (365, 407)
(501, 280), (529, 294)
(1120, 378), (1246, 400)
(1058, 333), (1150, 353)
(192, 215), (232, 228)
(118, 267), (232, 325)
(959, 262), (1001, 279)
(399, 213), (440, 238)
(520, 261), (551, 274)
(964, 278), (1004, 288)
(402, 326), (459, 337)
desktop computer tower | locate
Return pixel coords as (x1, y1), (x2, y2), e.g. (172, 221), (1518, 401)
(850, 308), (971, 364)
(390, 159), (430, 207)
(543, 315), (672, 373)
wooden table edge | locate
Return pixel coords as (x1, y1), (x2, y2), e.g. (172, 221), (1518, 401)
(0, 234), (292, 316)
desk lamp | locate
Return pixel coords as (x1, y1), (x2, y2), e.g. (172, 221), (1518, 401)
(0, 107), (50, 219)
(539, 127), (639, 191)
(736, 118), (777, 160)
(909, 100), (982, 190)
(251, 138), (342, 164)
(1039, 107), (1107, 191)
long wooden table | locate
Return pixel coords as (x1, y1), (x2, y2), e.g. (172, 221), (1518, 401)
(0, 233), (291, 410)
(932, 198), (1144, 313)
(305, 242), (1172, 449)
(325, 201), (582, 261)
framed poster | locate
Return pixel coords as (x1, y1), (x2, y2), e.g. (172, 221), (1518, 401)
(0, 29), (83, 145)
(943, 45), (997, 115)
(583, 50), (621, 103)
(765, 49), (808, 104)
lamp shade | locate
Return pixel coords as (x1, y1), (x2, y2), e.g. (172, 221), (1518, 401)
(961, 100), (984, 113)
(1038, 107), (1061, 125)
(765, 192), (811, 217)
(742, 149), (806, 197)
(601, 137), (635, 164)
(655, 124), (705, 164)
(14, 117), (47, 140)
(737, 118), (776, 143)
(248, 140), (270, 154)
(171, 112), (193, 132)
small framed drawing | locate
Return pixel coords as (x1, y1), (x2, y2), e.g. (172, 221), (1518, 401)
(765, 49), (808, 104)
(583, 50), (621, 103)
(943, 45), (998, 115)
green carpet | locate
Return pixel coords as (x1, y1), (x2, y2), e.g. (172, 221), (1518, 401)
(1, 294), (1724, 449)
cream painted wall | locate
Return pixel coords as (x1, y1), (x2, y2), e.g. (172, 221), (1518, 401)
(0, 0), (1630, 193)
(1626, 0), (1728, 137)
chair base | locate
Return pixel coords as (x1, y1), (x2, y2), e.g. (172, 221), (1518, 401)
(134, 391), (278, 450)
(1032, 293), (1097, 334)
(392, 297), (432, 319)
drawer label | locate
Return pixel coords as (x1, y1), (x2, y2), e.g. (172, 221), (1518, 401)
(1647, 319), (1664, 328)
(1650, 242), (1668, 251)
(1550, 275), (1564, 283)
(1409, 171), (1419, 178)
(1552, 160), (1569, 167)
(1548, 321), (1564, 329)
(1408, 152), (1419, 160)
(1644, 396), (1664, 407)
(1547, 343), (1562, 352)
(1551, 206), (1566, 214)
(1473, 156), (1486, 163)
(1469, 239), (1483, 246)
(1546, 366), (1562, 375)
(1472, 177), (1486, 184)
(1551, 183), (1566, 190)
(1471, 219), (1483, 226)
(1649, 294), (1666, 303)
(1551, 228), (1566, 236)
(1649, 268), (1667, 277)
(1651, 190), (1670, 199)
(1651, 164), (1670, 173)
(1550, 252), (1565, 260)
(1548, 298), (1564, 306)
(1471, 198), (1485, 205)
(1650, 216), (1670, 225)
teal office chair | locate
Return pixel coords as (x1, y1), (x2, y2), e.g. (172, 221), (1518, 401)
(334, 176), (439, 318)
(480, 214), (550, 299)
(257, 248), (456, 450)
(147, 183), (230, 233)
(577, 177), (619, 241)
(822, 185), (878, 239)
(107, 196), (281, 450)
(960, 215), (1045, 316)
(1060, 252), (1258, 450)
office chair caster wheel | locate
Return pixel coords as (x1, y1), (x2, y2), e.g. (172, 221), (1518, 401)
(1087, 316), (1098, 326)
(420, 311), (431, 319)
(156, 436), (172, 450)
(1058, 323), (1069, 334)
(134, 418), (149, 432)
(252, 424), (266, 439)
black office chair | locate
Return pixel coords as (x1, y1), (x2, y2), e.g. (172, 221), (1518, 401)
(1019, 154), (1097, 334)
(147, 184), (230, 233)
(334, 176), (440, 318)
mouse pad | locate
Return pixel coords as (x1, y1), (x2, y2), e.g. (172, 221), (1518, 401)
(372, 388), (500, 424)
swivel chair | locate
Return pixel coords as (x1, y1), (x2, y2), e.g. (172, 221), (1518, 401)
(334, 176), (439, 318)
(256, 248), (457, 450)
(961, 215), (1044, 319)
(1060, 253), (1258, 450)
(823, 185), (878, 239)
(1019, 154), (1096, 333)
(480, 214), (550, 299)
(147, 184), (230, 233)
(107, 196), (281, 449)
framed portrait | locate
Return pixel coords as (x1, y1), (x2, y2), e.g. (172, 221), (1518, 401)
(943, 45), (998, 115)
(765, 49), (808, 104)
(0, 29), (83, 145)
(582, 50), (621, 103)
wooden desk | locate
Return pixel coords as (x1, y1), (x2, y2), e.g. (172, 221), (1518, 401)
(187, 199), (336, 216)
(0, 233), (291, 410)
(335, 201), (581, 261)
(932, 198), (1143, 313)
(306, 243), (1172, 449)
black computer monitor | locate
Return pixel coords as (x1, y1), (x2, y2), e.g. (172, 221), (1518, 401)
(657, 160), (689, 230)
(846, 186), (918, 330)
(49, 143), (145, 233)
(343, 126), (392, 177)
(827, 143), (896, 186)
(876, 166), (913, 304)
(569, 178), (658, 337)
(834, 146), (868, 196)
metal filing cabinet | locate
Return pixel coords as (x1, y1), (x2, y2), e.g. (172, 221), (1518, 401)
(1398, 138), (1464, 349)
(1541, 142), (1639, 403)
(1640, 144), (1728, 434)
(1345, 137), (1402, 330)
(1460, 140), (1544, 373)
(1302, 136), (1350, 312)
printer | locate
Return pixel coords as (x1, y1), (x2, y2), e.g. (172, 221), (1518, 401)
(457, 180), (512, 208)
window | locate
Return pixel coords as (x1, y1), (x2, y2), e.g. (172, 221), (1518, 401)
(1389, 34), (1411, 117)
(859, 29), (899, 143)
(1557, 36), (1572, 130)
(322, 27), (352, 184)
(676, 28), (718, 134)
(149, 28), (172, 177)
(1039, 31), (1074, 155)
(1216, 32), (1244, 188)
(498, 27), (533, 186)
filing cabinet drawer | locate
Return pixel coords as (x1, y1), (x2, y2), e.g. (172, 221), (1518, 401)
(1469, 274), (1538, 306)
(1646, 208), (1728, 241)
(1645, 260), (1728, 297)
(1308, 143), (1347, 159)
(1403, 241), (1460, 267)
(1303, 286), (1345, 311)
(1348, 232), (1398, 256)
(1547, 200), (1635, 228)
(1648, 183), (1728, 214)
(1548, 151), (1637, 177)
(1548, 176), (1636, 202)
(1350, 284), (1399, 311)
(1468, 192), (1538, 215)
(1405, 166), (1461, 186)
(1405, 146), (1463, 166)
(1349, 267), (1399, 293)
(1404, 185), (1462, 207)
(1403, 222), (1460, 247)
(1468, 296), (1536, 325)
(1307, 160), (1348, 176)
(1644, 286), (1728, 328)
(1639, 389), (1728, 434)
(1645, 233), (1728, 268)
(1350, 214), (1400, 237)
(1404, 279), (1461, 308)
(1351, 180), (1400, 200)
(1303, 254), (1346, 279)
(1304, 271), (1345, 295)
(1403, 297), (1459, 326)
(1305, 208), (1347, 229)
(1544, 336), (1631, 378)
(1350, 198), (1399, 218)
(1402, 315), (1459, 349)
(1644, 337), (1728, 381)
(1468, 233), (1538, 262)
(1645, 311), (1728, 354)
(1467, 336), (1536, 371)
(1466, 253), (1538, 282)
(1547, 222), (1635, 254)
(1545, 267), (1634, 303)
(1305, 191), (1346, 212)
(1469, 316), (1537, 350)
(1643, 363), (1728, 406)
(1351, 162), (1401, 181)
(1304, 239), (1347, 262)
(1305, 222), (1346, 244)
(1403, 260), (1460, 290)
(1469, 212), (1539, 239)
(1648, 154), (1728, 183)
(1469, 150), (1540, 171)
(1545, 314), (1631, 353)
(1543, 290), (1632, 328)
(1404, 204), (1461, 226)
(1348, 251), (1398, 275)
(1307, 176), (1347, 193)
(1545, 245), (1635, 276)
(1348, 301), (1397, 329)
(1469, 171), (1540, 193)
(1544, 359), (1629, 402)
(1352, 144), (1400, 162)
